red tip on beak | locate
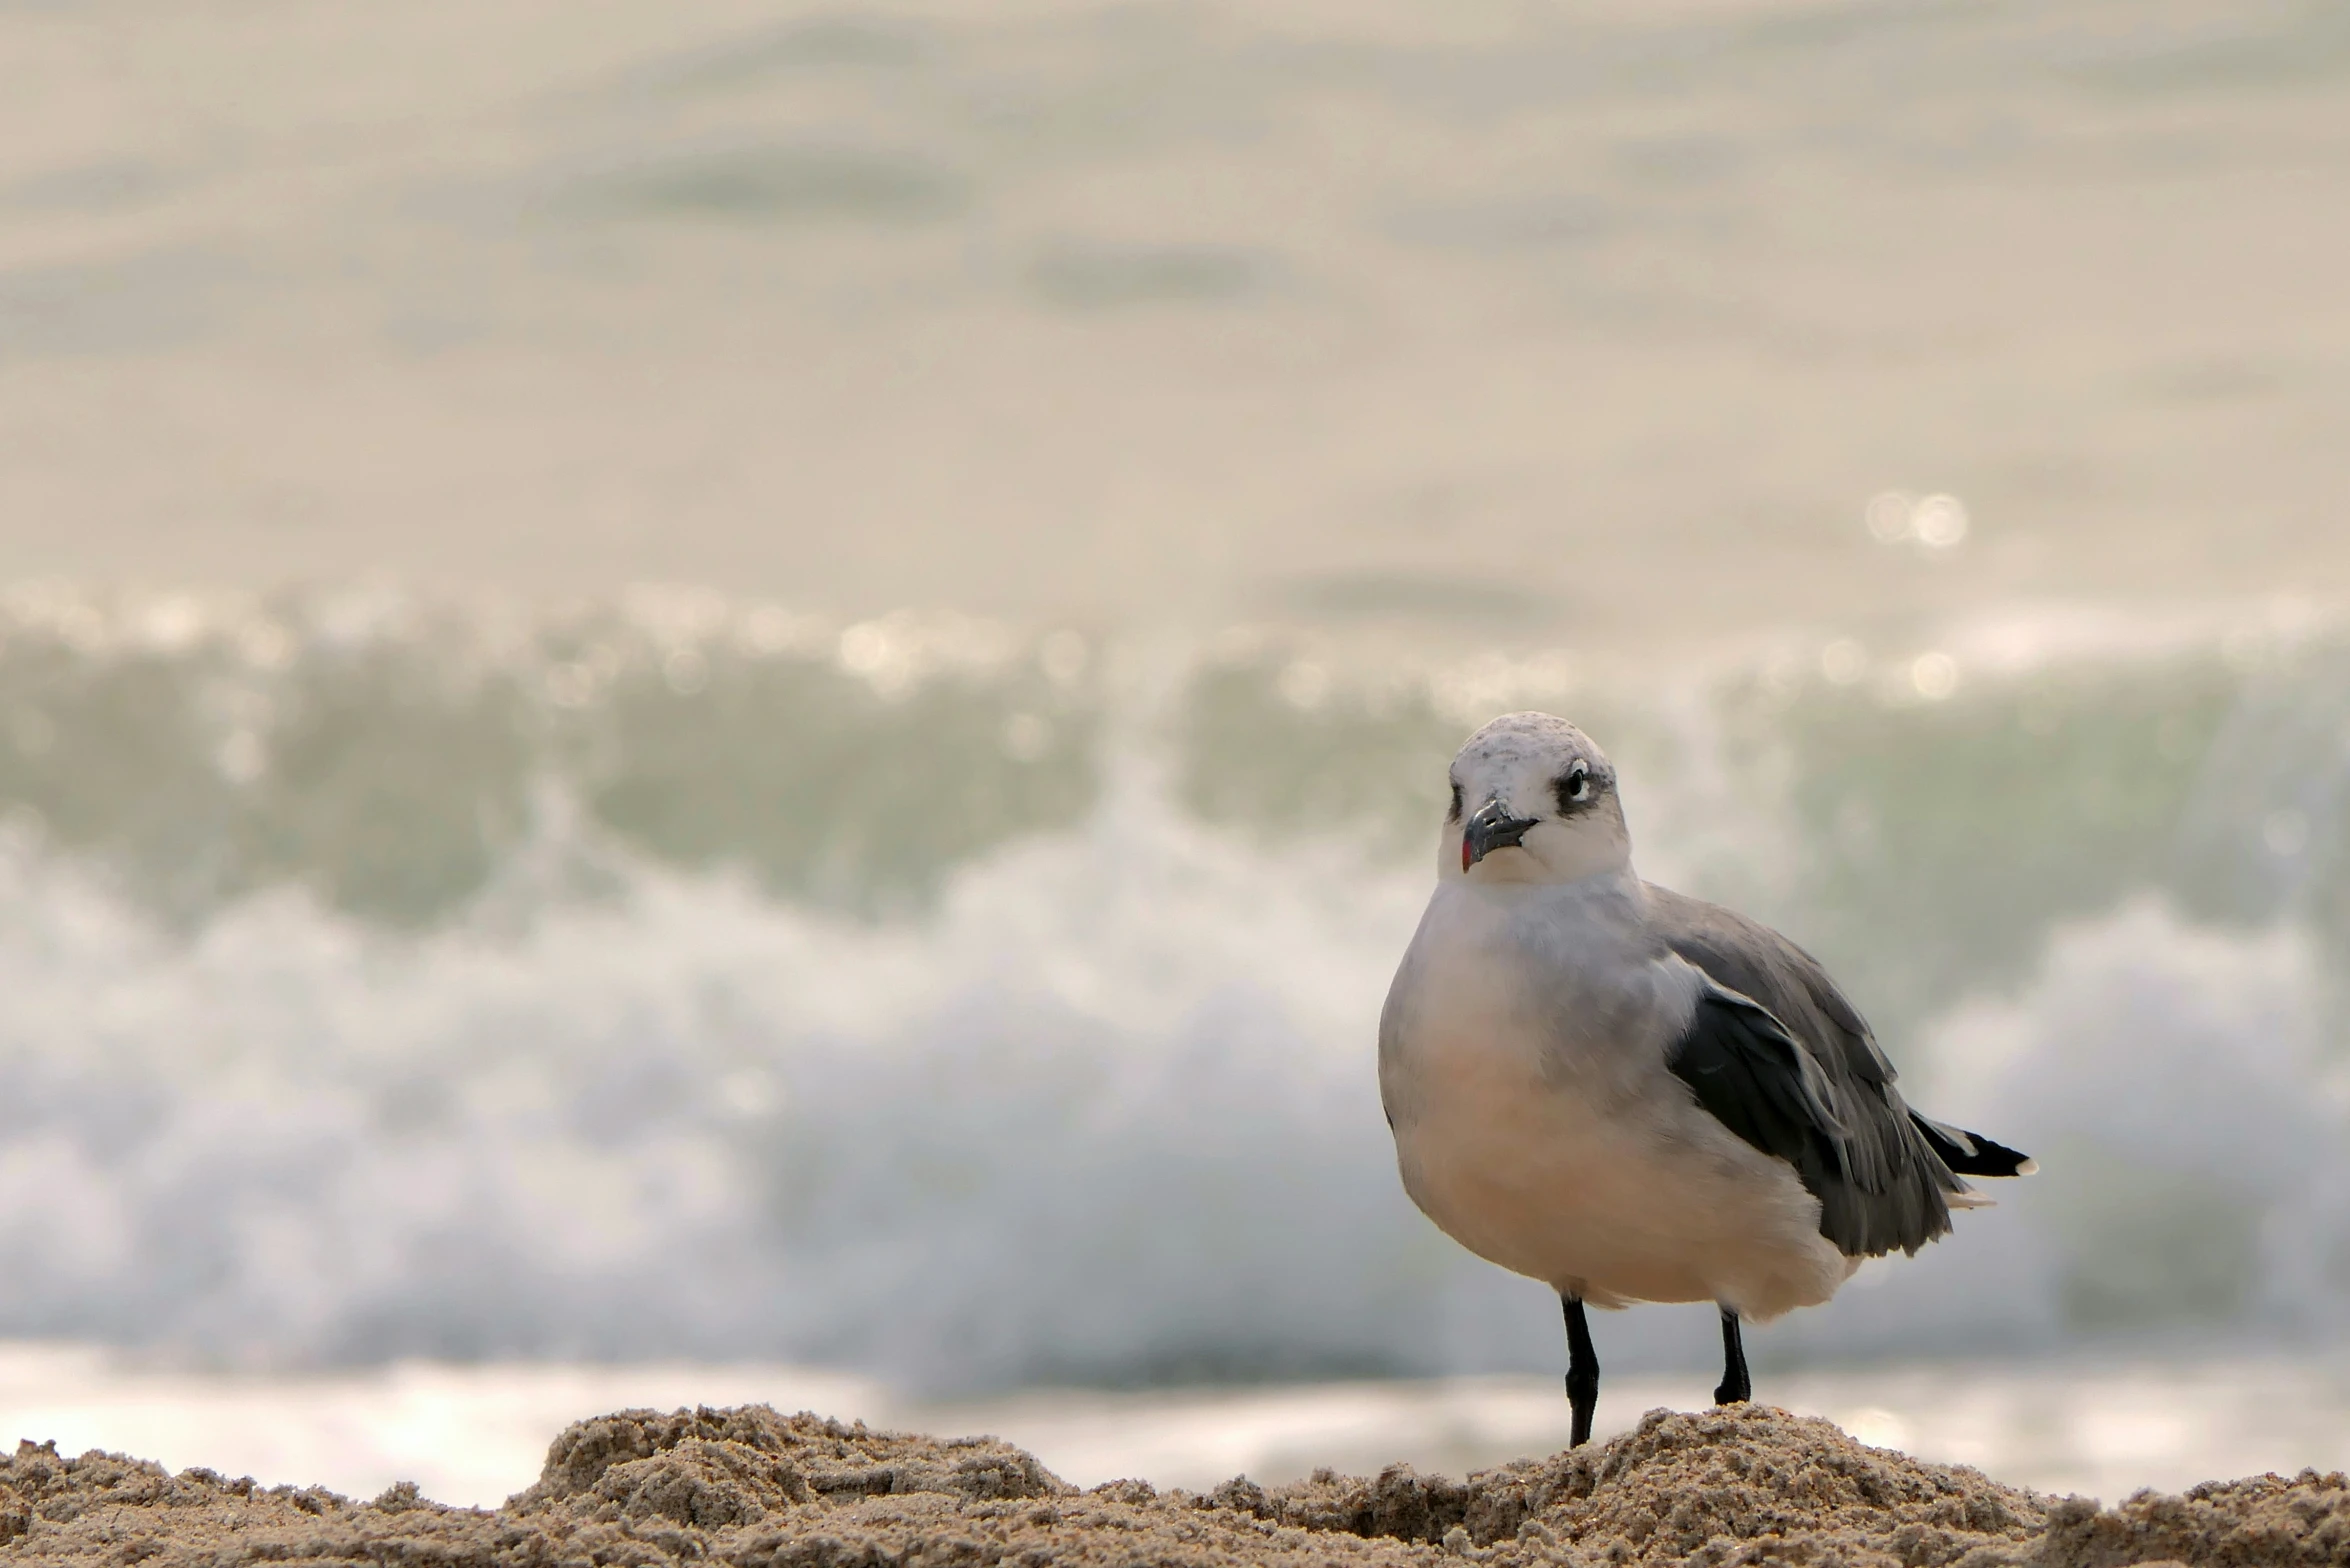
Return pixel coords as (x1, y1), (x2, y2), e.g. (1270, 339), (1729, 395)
(1461, 836), (1474, 873)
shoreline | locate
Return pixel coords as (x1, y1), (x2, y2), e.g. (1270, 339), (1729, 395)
(7, 1346), (2350, 1515)
(6, 1401), (2345, 1566)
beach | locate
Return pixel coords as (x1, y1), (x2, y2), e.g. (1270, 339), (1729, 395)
(12, 1344), (2350, 1513)
(6, 1401), (2346, 1566)
(3, 4), (2348, 1555)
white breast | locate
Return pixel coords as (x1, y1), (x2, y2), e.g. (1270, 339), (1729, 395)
(1378, 881), (1854, 1320)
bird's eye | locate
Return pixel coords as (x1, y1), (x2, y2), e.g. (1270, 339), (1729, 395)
(1447, 781), (1463, 821)
(1556, 765), (1591, 812)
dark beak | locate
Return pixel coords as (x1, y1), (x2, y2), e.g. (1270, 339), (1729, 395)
(1462, 797), (1538, 869)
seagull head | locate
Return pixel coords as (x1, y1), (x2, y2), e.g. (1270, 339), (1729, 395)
(1443, 712), (1630, 885)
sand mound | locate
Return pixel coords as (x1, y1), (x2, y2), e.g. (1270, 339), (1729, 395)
(3, 1402), (2345, 1566)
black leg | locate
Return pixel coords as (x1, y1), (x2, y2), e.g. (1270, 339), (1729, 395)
(1562, 1295), (1599, 1447)
(1714, 1307), (1750, 1406)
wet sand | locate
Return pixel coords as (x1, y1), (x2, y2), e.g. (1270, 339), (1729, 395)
(3, 1402), (2344, 1566)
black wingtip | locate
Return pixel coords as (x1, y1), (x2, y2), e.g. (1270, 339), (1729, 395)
(1911, 1112), (2035, 1178)
(1957, 1137), (2036, 1178)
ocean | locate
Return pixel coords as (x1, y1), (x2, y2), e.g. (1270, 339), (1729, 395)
(0, 588), (2345, 1390)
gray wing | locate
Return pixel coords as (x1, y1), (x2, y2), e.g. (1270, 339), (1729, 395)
(1644, 883), (1969, 1258)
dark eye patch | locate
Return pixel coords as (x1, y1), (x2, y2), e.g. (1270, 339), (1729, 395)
(1554, 765), (1592, 815)
(1447, 781), (1464, 821)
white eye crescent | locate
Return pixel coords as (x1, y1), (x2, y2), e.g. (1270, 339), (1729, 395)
(1563, 765), (1591, 804)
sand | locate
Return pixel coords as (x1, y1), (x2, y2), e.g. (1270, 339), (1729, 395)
(2, 1403), (2343, 1567)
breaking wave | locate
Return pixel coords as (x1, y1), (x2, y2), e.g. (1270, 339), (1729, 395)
(0, 584), (2346, 1390)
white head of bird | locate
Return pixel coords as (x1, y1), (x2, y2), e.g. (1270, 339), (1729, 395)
(1442, 711), (1632, 887)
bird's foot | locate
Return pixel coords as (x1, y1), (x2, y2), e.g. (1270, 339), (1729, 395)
(1714, 1307), (1751, 1405)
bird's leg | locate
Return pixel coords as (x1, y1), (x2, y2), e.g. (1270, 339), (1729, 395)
(1714, 1307), (1750, 1406)
(1562, 1294), (1599, 1447)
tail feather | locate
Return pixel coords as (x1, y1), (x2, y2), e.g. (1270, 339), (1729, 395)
(1911, 1112), (2037, 1178)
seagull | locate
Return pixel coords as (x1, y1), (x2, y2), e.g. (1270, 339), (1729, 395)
(1378, 712), (2033, 1446)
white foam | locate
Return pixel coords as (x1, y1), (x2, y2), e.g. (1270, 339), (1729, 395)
(0, 607), (2346, 1387)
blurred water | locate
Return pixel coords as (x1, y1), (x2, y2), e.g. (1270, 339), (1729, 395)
(0, 586), (2347, 1391)
(4, 1), (2348, 633)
